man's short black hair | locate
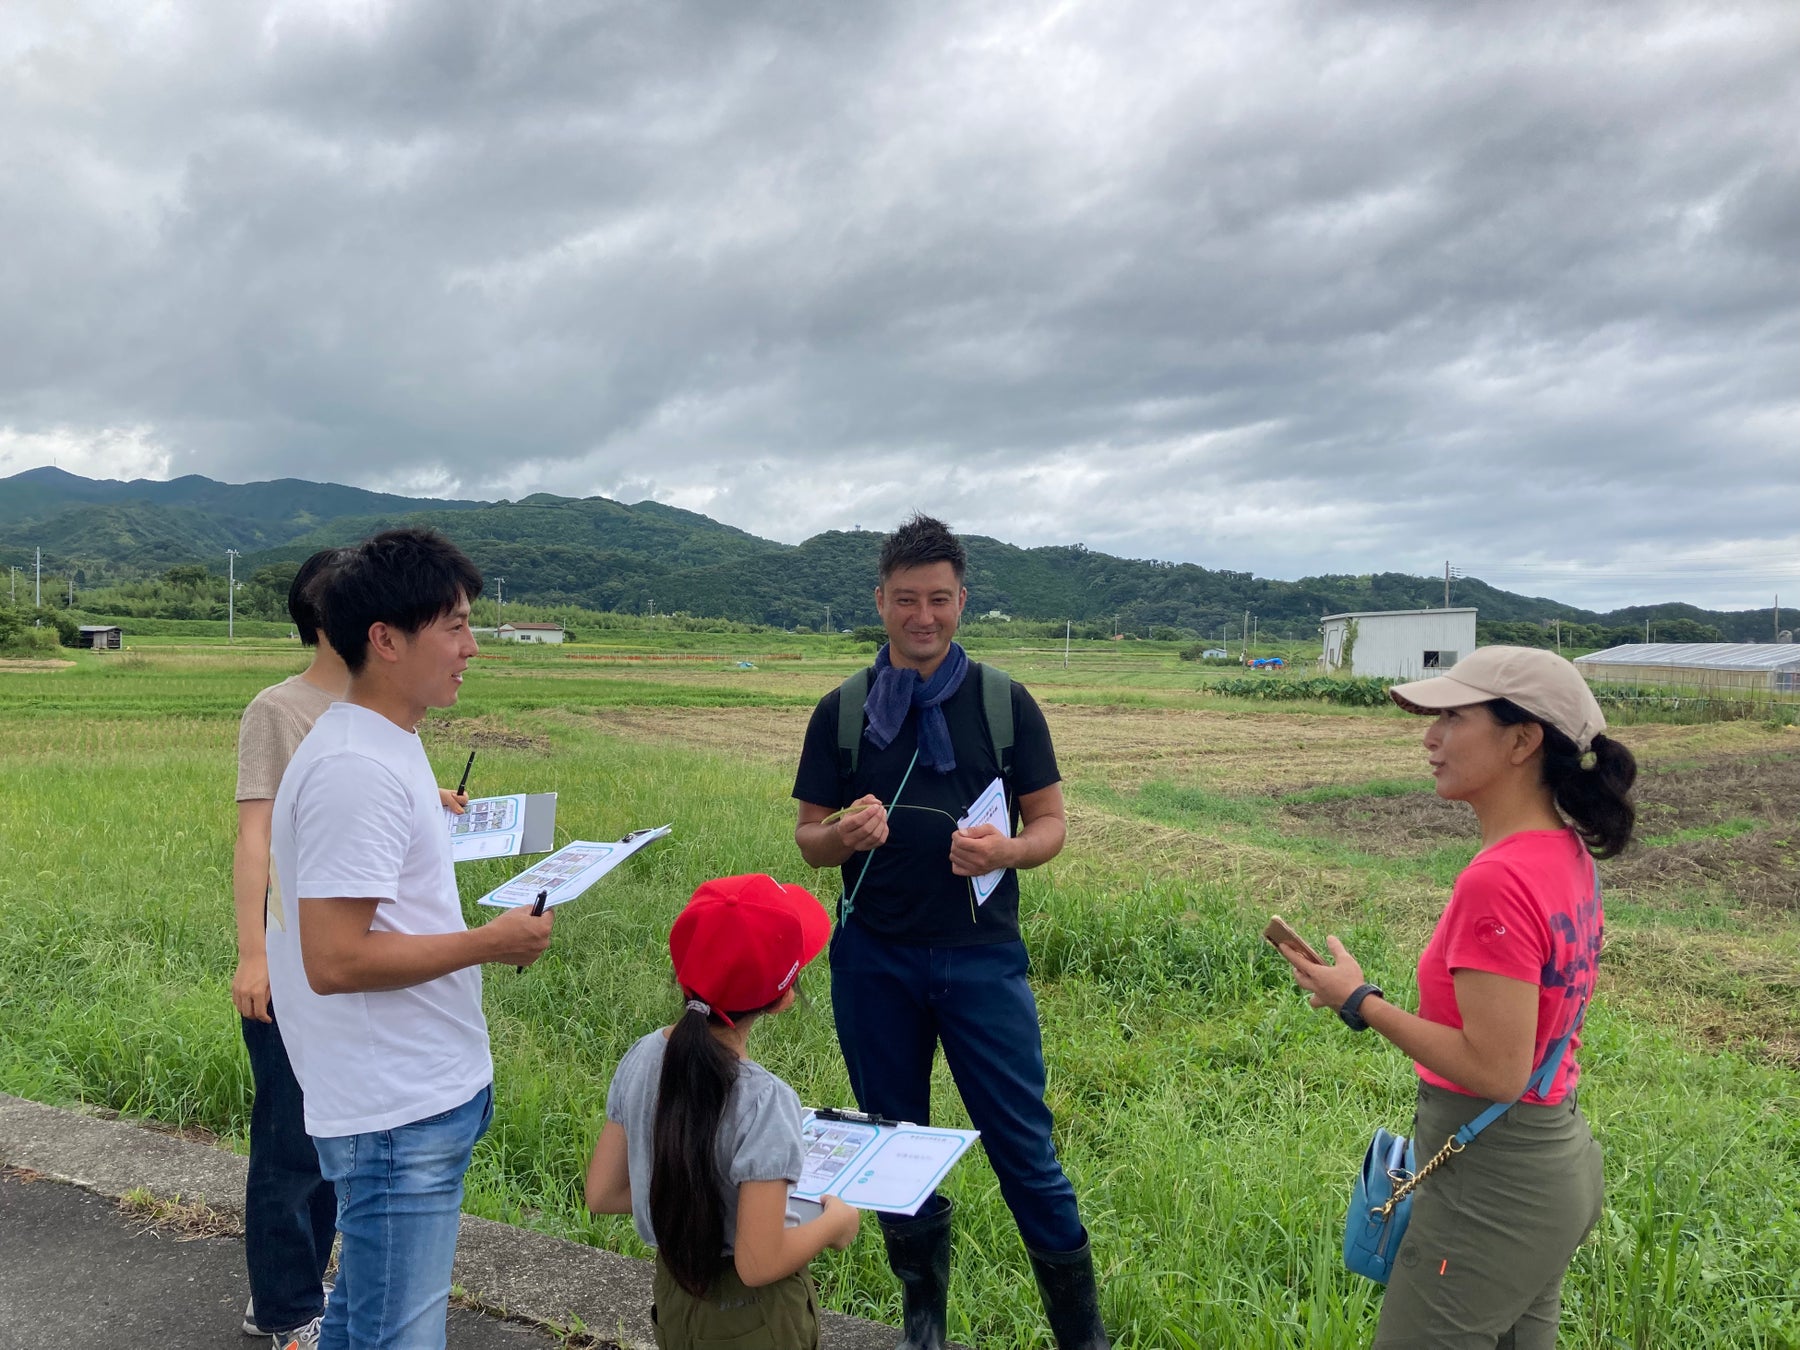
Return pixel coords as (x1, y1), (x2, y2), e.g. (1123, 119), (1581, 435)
(287, 548), (345, 648)
(878, 515), (966, 583)
(320, 528), (483, 674)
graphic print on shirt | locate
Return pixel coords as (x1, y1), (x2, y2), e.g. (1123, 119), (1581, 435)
(1541, 863), (1602, 1042)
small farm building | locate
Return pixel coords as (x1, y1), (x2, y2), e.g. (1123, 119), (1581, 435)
(78, 625), (122, 650)
(496, 622), (565, 645)
(1321, 608), (1477, 681)
(1573, 643), (1800, 694)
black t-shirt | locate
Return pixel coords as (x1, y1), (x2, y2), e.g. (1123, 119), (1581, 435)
(792, 668), (1061, 946)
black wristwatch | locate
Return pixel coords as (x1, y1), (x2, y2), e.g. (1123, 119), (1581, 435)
(1338, 983), (1384, 1032)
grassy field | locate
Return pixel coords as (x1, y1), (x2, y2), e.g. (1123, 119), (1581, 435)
(1, 640), (1796, 1348)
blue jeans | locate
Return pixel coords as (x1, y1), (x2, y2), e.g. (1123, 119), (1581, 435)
(829, 919), (1085, 1253)
(312, 1084), (493, 1350)
(243, 1007), (336, 1334)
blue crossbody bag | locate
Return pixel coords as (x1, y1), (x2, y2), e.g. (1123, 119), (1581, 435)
(1343, 1002), (1584, 1283)
(1344, 859), (1599, 1284)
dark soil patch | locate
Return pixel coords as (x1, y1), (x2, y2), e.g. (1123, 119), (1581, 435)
(1278, 753), (1800, 907)
(1276, 791), (1468, 854)
(1602, 829), (1800, 910)
(1629, 753), (1800, 835)
(419, 715), (553, 754)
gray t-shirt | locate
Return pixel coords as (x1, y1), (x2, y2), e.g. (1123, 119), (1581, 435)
(605, 1028), (807, 1252)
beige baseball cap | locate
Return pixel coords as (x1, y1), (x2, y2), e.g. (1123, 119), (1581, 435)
(1388, 645), (1606, 752)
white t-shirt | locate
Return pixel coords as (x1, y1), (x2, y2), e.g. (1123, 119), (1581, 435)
(267, 701), (492, 1138)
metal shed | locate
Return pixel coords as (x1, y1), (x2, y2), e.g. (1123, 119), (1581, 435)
(1573, 643), (1800, 694)
(78, 624), (122, 650)
(1320, 609), (1478, 681)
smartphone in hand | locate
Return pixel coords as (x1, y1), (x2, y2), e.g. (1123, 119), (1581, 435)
(1263, 914), (1324, 965)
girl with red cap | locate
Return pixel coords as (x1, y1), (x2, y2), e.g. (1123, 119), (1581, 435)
(584, 874), (862, 1349)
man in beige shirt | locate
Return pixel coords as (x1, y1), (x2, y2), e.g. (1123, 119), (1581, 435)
(233, 550), (468, 1349)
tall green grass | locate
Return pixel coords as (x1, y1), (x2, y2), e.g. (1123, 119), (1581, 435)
(0, 654), (1795, 1346)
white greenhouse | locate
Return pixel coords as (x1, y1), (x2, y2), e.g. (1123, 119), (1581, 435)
(1573, 643), (1800, 694)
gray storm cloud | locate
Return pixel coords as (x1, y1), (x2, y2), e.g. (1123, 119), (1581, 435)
(1, 0), (1795, 609)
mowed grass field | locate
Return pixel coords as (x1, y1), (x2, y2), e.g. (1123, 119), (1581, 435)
(1, 640), (1797, 1349)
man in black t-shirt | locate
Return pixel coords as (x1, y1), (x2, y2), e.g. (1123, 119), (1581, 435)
(793, 516), (1108, 1350)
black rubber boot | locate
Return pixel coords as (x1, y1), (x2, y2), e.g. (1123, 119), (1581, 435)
(880, 1196), (952, 1350)
(1027, 1235), (1110, 1350)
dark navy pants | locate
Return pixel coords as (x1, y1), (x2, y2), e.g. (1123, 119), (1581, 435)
(242, 1006), (336, 1334)
(829, 918), (1085, 1254)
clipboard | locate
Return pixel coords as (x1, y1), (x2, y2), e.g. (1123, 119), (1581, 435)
(475, 827), (671, 909)
(449, 792), (558, 863)
(793, 1110), (980, 1215)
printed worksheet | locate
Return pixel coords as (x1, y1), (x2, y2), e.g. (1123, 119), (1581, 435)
(475, 827), (672, 909)
(793, 1113), (980, 1216)
(447, 793), (528, 863)
(956, 776), (1010, 905)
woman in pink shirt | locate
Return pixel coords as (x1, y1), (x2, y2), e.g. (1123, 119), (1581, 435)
(1281, 647), (1637, 1349)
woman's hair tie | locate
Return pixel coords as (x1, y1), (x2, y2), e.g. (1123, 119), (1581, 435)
(684, 998), (712, 1017)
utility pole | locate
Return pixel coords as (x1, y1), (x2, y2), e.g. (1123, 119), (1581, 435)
(1242, 609), (1249, 661)
(1064, 619), (1070, 669)
(226, 549), (240, 642)
(1777, 595), (1781, 642)
(824, 604), (831, 633)
(495, 577), (506, 626)
(1444, 561), (1451, 610)
(1644, 617), (1650, 643)
(35, 548), (42, 608)
(9, 565), (15, 603)
(1555, 618), (1561, 655)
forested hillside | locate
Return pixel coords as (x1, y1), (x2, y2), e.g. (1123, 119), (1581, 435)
(0, 467), (1781, 642)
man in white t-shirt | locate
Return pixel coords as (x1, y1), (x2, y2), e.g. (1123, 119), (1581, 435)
(266, 527), (553, 1350)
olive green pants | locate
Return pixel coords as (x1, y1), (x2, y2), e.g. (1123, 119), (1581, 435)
(651, 1255), (820, 1350)
(1374, 1081), (1604, 1349)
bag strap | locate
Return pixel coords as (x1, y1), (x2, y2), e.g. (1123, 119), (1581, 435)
(1452, 855), (1600, 1145)
(837, 666), (874, 775)
(979, 662), (1014, 782)
(1376, 856), (1601, 1219)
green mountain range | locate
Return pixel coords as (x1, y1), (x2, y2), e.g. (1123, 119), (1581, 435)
(0, 466), (1780, 642)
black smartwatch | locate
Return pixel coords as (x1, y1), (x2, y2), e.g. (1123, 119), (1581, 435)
(1338, 983), (1384, 1031)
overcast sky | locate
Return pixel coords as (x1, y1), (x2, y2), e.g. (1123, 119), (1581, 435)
(2, 0), (1796, 611)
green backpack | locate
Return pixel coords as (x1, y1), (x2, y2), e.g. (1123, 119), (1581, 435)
(835, 661), (1015, 781)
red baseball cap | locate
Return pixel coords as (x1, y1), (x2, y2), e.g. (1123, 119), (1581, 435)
(670, 874), (832, 1017)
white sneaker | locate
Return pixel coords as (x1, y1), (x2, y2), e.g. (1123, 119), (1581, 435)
(244, 1284), (332, 1337)
(272, 1313), (322, 1350)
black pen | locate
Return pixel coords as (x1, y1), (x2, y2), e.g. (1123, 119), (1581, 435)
(516, 889), (548, 973)
(814, 1107), (910, 1128)
(456, 750), (476, 797)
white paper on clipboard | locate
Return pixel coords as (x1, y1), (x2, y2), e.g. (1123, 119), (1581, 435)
(956, 776), (1010, 905)
(447, 793), (529, 863)
(793, 1112), (980, 1216)
(475, 826), (671, 909)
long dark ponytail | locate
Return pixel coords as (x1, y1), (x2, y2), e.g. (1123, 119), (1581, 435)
(648, 992), (786, 1297)
(1490, 699), (1638, 858)
(649, 1002), (738, 1296)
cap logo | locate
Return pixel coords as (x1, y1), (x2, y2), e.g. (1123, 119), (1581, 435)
(775, 959), (800, 992)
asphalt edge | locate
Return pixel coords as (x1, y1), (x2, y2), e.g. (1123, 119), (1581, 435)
(0, 1092), (911, 1350)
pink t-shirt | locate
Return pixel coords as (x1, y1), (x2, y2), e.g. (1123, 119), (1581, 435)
(1415, 829), (1601, 1105)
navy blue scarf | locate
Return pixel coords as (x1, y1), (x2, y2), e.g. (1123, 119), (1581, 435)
(863, 641), (970, 773)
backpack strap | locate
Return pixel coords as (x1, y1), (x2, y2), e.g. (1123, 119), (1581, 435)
(978, 662), (1015, 784)
(835, 660), (1014, 781)
(836, 666), (873, 777)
